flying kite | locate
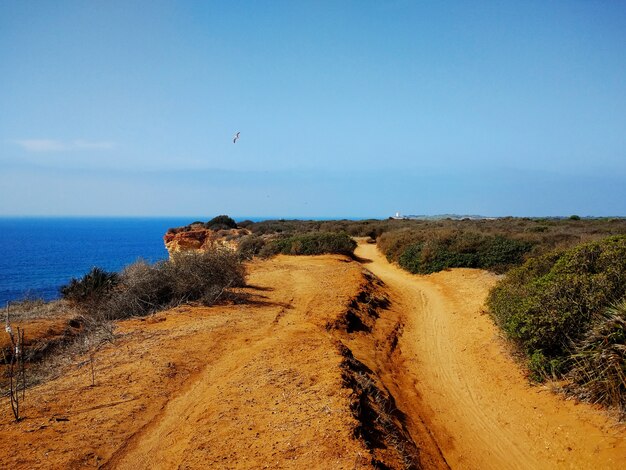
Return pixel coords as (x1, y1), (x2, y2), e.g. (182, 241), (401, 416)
(233, 132), (240, 143)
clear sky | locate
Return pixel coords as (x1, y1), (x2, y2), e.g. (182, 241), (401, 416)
(1, 1), (625, 218)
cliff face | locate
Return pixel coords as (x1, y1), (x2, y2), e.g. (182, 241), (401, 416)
(163, 227), (250, 257)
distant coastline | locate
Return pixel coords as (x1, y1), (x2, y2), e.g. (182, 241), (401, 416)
(390, 213), (626, 221)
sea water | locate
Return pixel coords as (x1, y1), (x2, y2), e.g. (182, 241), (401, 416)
(0, 217), (195, 305)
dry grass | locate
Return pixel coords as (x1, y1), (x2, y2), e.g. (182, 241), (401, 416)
(566, 301), (626, 415)
(3, 299), (72, 323)
(3, 250), (246, 402)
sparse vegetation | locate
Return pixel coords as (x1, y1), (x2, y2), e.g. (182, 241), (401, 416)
(3, 249), (246, 402)
(90, 250), (246, 320)
(2, 316), (25, 421)
(1, 299), (87, 399)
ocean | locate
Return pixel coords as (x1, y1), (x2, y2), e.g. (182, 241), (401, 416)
(0, 217), (198, 305)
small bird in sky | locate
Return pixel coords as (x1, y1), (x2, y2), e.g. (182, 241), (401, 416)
(233, 131), (240, 144)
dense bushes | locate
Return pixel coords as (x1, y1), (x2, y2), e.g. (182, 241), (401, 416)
(205, 215), (238, 230)
(246, 217), (626, 251)
(487, 236), (626, 388)
(386, 231), (532, 274)
(260, 232), (357, 257)
(61, 250), (246, 320)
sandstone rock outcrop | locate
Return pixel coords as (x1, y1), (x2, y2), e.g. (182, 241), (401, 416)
(163, 227), (250, 257)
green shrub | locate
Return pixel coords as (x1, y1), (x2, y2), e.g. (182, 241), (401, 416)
(260, 232), (357, 257)
(477, 236), (533, 272)
(398, 243), (424, 273)
(60, 267), (119, 307)
(488, 235), (626, 378)
(378, 228), (429, 262)
(205, 215), (238, 230)
(395, 233), (532, 274)
(237, 219), (255, 229)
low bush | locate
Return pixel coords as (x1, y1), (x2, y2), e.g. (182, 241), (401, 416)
(168, 250), (245, 301)
(396, 233), (532, 274)
(205, 215), (238, 230)
(260, 232), (357, 257)
(237, 235), (266, 259)
(104, 260), (173, 319)
(487, 235), (626, 380)
(64, 250), (245, 320)
(60, 267), (119, 308)
(378, 228), (429, 263)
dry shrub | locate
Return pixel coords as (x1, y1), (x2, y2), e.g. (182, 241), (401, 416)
(103, 260), (173, 320)
(102, 250), (245, 320)
(3, 298), (72, 322)
(237, 234), (266, 259)
(566, 301), (626, 413)
(61, 250), (245, 321)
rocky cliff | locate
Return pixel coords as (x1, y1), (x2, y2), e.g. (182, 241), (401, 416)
(163, 227), (250, 257)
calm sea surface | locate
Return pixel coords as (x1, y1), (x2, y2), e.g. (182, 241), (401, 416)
(0, 217), (197, 305)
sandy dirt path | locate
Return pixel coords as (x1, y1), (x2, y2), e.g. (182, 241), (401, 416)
(355, 241), (626, 469)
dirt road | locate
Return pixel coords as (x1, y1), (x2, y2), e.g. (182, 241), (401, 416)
(355, 241), (626, 469)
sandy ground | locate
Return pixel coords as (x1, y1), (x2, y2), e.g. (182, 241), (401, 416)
(1, 246), (625, 469)
(0, 255), (377, 469)
(355, 241), (626, 469)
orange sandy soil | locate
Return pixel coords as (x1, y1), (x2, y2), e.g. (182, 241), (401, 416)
(0, 311), (78, 352)
(355, 241), (626, 469)
(1, 243), (625, 469)
(0, 255), (407, 469)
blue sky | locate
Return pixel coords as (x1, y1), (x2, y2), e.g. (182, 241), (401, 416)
(1, 1), (625, 218)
